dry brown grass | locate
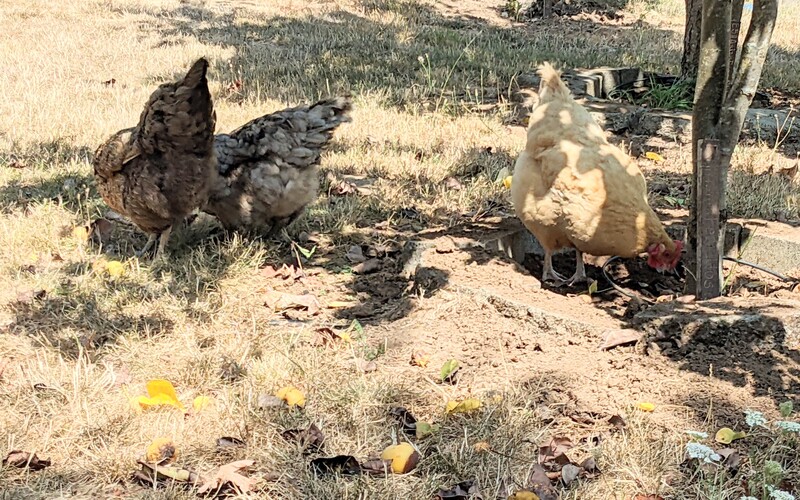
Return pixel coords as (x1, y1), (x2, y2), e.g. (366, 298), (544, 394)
(1, 0), (798, 499)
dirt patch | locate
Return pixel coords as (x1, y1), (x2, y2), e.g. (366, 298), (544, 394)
(287, 224), (800, 429)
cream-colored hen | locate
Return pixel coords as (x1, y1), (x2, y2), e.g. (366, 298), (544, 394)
(511, 63), (682, 285)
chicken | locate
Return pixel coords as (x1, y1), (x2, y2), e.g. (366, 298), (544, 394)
(511, 63), (683, 286)
(202, 97), (353, 235)
(92, 57), (216, 258)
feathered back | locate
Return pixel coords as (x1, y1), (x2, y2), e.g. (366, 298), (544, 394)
(215, 96), (352, 174)
(537, 62), (572, 103)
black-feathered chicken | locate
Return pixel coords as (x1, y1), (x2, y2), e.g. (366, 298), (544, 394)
(202, 97), (352, 235)
(92, 57), (217, 258)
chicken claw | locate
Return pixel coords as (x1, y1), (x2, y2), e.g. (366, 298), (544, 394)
(565, 250), (588, 286)
(542, 251), (567, 285)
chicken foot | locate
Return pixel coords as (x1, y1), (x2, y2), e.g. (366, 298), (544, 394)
(134, 225), (173, 260)
(542, 250), (567, 284)
(542, 249), (587, 286)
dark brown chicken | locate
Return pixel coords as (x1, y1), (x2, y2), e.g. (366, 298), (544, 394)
(202, 96), (352, 235)
(92, 57), (216, 258)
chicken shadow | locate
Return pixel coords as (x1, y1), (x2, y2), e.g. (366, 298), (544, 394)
(4, 283), (175, 360)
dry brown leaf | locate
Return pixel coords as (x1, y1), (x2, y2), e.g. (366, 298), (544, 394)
(264, 289), (320, 315)
(3, 450), (51, 470)
(281, 423), (325, 454)
(561, 463), (581, 486)
(389, 406), (418, 436)
(527, 463), (558, 500)
(89, 218), (114, 244)
(435, 479), (481, 499)
(310, 455), (362, 475)
(355, 358), (377, 373)
(538, 437), (573, 465)
(599, 328), (643, 350)
(197, 459), (257, 495)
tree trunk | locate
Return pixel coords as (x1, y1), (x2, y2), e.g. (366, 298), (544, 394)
(685, 0), (780, 299)
(729, 0), (745, 81)
(685, 0), (731, 297)
(681, 0), (703, 79)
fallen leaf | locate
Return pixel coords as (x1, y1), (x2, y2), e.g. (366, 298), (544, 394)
(508, 491), (540, 500)
(256, 393), (285, 409)
(352, 258), (381, 274)
(410, 351), (430, 368)
(380, 442), (419, 474)
(346, 245), (367, 263)
(2, 450), (51, 471)
(538, 437), (573, 465)
(281, 423), (325, 454)
(276, 386), (305, 408)
(717, 447), (740, 472)
(561, 463), (581, 486)
(389, 406), (418, 436)
(444, 176), (463, 191)
(580, 456), (600, 474)
(105, 260), (125, 278)
(599, 329), (643, 350)
(145, 438), (178, 465)
(355, 358), (377, 373)
(192, 396), (214, 412)
(216, 437), (246, 450)
(526, 463), (558, 500)
(436, 479), (482, 499)
(440, 359), (460, 384)
(15, 289), (46, 305)
(446, 398), (482, 414)
(310, 455), (362, 476)
(714, 427), (746, 444)
(313, 327), (350, 346)
(645, 151), (664, 162)
(473, 441), (491, 453)
(326, 301), (355, 308)
(608, 414), (627, 431)
(416, 421), (440, 439)
(503, 176), (513, 189)
(264, 290), (320, 315)
(132, 379), (185, 412)
(72, 225), (89, 241)
(133, 460), (200, 487)
(360, 458), (393, 476)
(197, 459), (257, 495)
(637, 402), (656, 412)
(89, 218), (114, 244)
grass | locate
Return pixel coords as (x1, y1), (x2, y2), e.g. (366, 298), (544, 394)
(0, 0), (799, 498)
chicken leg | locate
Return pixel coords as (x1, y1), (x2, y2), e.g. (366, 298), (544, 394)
(135, 234), (159, 258)
(134, 225), (173, 260)
(542, 250), (567, 284)
(542, 249), (587, 286)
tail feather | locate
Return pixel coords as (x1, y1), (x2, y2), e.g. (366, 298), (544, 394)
(537, 62), (571, 101)
(180, 57), (209, 89)
(215, 95), (353, 174)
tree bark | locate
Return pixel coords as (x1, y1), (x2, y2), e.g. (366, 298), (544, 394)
(685, 0), (779, 298)
(729, 0), (745, 81)
(685, 0), (731, 297)
(681, 0), (703, 79)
